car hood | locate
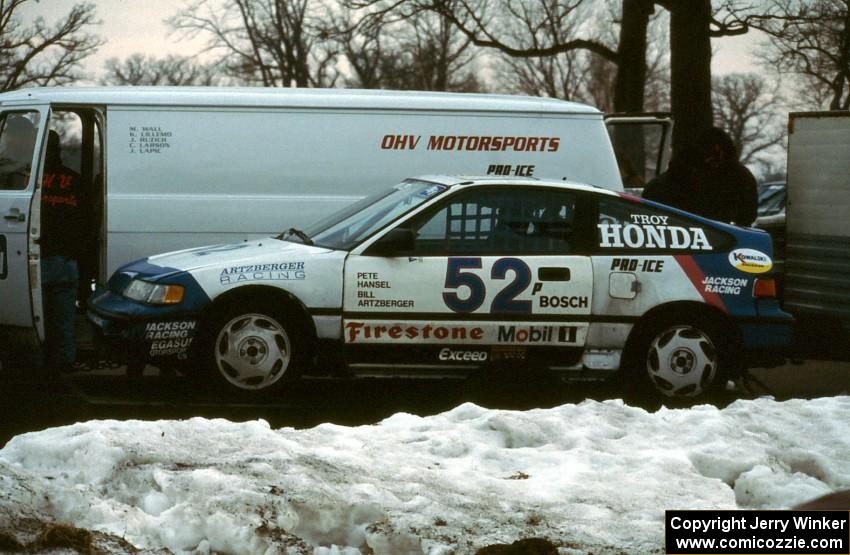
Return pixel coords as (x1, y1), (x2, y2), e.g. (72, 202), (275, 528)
(114, 239), (333, 283)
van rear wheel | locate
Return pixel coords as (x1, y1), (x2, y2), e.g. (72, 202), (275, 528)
(203, 302), (302, 394)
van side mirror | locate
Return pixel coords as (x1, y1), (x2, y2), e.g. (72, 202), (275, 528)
(369, 227), (415, 256)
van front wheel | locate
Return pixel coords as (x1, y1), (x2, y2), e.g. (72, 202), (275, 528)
(204, 304), (302, 394)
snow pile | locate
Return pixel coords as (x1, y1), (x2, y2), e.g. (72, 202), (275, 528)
(1, 396), (848, 554)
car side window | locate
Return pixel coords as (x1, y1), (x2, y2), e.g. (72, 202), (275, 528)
(408, 187), (578, 256)
(596, 197), (729, 252)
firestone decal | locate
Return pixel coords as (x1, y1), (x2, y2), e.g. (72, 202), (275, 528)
(728, 249), (772, 274)
(344, 321), (581, 346)
(346, 322), (484, 343)
(598, 215), (712, 251)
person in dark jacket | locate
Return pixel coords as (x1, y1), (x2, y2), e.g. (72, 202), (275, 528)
(40, 130), (89, 372)
(642, 144), (700, 213)
(692, 127), (758, 226)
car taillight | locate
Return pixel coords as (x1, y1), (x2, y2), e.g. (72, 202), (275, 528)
(754, 278), (777, 298)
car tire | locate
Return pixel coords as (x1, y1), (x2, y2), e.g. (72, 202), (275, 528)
(201, 300), (303, 395)
(627, 312), (732, 402)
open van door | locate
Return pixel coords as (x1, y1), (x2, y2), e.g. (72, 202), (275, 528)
(0, 105), (49, 346)
(605, 113), (673, 195)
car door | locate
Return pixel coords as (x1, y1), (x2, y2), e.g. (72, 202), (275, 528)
(342, 186), (593, 370)
(0, 106), (48, 334)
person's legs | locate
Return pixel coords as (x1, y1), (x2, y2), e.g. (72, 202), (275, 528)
(41, 256), (79, 371)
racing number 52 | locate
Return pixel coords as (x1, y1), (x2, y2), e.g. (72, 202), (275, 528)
(443, 257), (532, 314)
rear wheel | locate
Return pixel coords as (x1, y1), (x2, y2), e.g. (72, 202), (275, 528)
(629, 313), (732, 400)
(201, 301), (303, 394)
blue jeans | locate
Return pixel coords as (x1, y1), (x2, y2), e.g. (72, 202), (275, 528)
(42, 256), (79, 369)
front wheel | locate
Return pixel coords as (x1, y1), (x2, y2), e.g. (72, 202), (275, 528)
(202, 303), (303, 394)
(630, 315), (732, 400)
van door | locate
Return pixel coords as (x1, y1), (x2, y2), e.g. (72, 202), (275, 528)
(0, 107), (48, 334)
(342, 186), (593, 371)
(605, 114), (673, 195)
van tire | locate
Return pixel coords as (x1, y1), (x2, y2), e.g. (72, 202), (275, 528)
(200, 300), (303, 395)
(626, 312), (731, 402)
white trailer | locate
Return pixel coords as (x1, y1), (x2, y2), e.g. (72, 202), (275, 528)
(0, 87), (624, 352)
(784, 112), (850, 355)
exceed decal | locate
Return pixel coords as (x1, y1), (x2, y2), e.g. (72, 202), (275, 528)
(598, 215), (712, 251)
(438, 348), (488, 362)
(729, 249), (772, 274)
(702, 276), (748, 295)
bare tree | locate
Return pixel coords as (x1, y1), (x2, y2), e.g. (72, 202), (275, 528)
(170, 0), (338, 87)
(0, 1), (101, 91)
(755, 0), (850, 110)
(101, 54), (223, 86)
(335, 8), (479, 91)
(712, 73), (785, 169)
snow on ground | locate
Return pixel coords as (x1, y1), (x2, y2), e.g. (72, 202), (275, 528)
(1, 396), (848, 555)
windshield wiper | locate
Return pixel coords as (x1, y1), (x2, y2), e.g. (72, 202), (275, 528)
(279, 227), (314, 245)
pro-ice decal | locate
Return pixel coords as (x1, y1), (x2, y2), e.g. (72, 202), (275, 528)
(728, 249), (772, 274)
(610, 258), (665, 272)
(702, 276), (748, 295)
(220, 262), (305, 285)
(0, 235), (6, 280)
(598, 215), (712, 251)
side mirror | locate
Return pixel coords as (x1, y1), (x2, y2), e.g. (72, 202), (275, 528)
(369, 227), (415, 256)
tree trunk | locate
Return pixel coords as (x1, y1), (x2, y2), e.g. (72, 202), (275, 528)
(613, 0), (653, 113)
(668, 0), (713, 153)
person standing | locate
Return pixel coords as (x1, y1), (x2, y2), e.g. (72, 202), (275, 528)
(692, 127), (758, 227)
(40, 130), (88, 373)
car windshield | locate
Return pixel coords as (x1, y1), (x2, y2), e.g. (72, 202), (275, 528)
(294, 180), (449, 250)
(757, 183), (786, 217)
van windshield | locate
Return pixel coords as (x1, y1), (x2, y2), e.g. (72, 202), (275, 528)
(292, 180), (449, 250)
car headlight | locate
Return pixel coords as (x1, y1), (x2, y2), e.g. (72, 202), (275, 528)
(123, 279), (184, 305)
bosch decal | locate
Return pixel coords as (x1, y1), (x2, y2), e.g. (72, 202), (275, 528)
(598, 215), (712, 251)
(438, 348), (488, 362)
(220, 262), (305, 285)
(728, 249), (772, 274)
(538, 295), (588, 309)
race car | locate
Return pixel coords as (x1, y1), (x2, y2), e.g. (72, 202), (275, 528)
(87, 176), (793, 399)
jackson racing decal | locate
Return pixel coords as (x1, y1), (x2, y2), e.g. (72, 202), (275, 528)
(145, 320), (198, 358)
(598, 215), (712, 251)
(702, 276), (749, 295)
(728, 249), (772, 274)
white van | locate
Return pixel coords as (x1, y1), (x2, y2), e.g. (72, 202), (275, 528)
(0, 87), (624, 354)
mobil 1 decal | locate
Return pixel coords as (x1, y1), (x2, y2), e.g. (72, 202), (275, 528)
(443, 257), (589, 314)
(599, 214), (713, 251)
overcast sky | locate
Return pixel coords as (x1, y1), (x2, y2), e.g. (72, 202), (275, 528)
(20, 0), (763, 84)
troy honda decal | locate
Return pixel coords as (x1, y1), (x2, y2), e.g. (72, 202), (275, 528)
(728, 249), (773, 274)
(599, 215), (712, 251)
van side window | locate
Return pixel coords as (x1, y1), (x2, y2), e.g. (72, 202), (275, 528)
(410, 188), (577, 256)
(0, 111), (40, 191)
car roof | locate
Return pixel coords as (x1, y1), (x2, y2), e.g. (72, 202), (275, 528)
(413, 175), (620, 196)
(0, 86), (601, 115)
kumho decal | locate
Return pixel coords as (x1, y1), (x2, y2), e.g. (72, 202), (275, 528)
(598, 214), (712, 251)
(728, 249), (772, 274)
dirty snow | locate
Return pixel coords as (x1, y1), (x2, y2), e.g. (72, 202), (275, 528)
(1, 396), (848, 554)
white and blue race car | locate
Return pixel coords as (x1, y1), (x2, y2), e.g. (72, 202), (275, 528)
(88, 176), (793, 399)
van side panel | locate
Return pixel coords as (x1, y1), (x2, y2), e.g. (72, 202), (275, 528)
(105, 107), (621, 274)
